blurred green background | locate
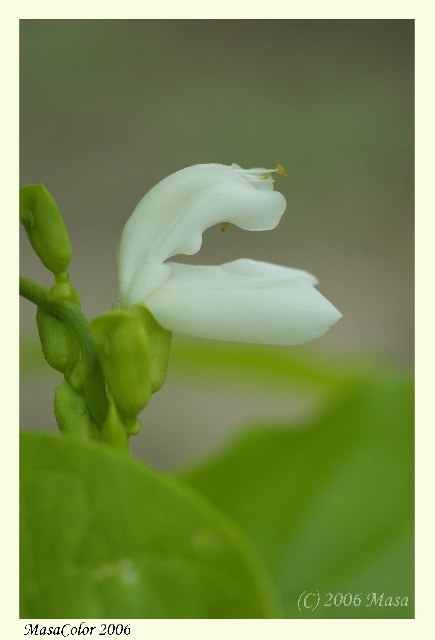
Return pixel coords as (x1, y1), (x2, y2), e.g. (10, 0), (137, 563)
(20, 20), (414, 468)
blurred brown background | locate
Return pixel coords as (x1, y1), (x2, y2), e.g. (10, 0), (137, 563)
(20, 20), (414, 468)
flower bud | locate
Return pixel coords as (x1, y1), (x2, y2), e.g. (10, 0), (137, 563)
(131, 305), (172, 393)
(54, 380), (98, 441)
(91, 310), (151, 420)
(20, 184), (72, 275)
(36, 307), (80, 374)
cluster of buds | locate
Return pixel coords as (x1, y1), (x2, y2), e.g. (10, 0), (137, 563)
(21, 184), (171, 453)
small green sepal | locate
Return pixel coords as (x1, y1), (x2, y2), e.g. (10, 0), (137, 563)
(131, 305), (172, 394)
(46, 275), (81, 307)
(100, 395), (130, 454)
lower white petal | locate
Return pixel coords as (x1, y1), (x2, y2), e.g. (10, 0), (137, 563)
(144, 259), (342, 345)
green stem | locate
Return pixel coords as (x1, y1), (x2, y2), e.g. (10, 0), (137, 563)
(20, 275), (108, 426)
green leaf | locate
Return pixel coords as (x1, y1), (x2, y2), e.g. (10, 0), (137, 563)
(20, 431), (279, 618)
(181, 370), (414, 618)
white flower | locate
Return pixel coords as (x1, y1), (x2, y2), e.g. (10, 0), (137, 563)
(117, 163), (342, 345)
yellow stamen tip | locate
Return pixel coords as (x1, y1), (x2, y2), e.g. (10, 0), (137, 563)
(221, 221), (229, 232)
(261, 172), (272, 180)
(276, 164), (287, 176)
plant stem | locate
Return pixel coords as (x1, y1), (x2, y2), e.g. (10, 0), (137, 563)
(20, 275), (108, 426)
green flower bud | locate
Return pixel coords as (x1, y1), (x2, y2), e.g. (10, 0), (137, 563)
(54, 380), (99, 441)
(131, 305), (172, 394)
(91, 310), (151, 420)
(36, 307), (81, 374)
(20, 184), (72, 275)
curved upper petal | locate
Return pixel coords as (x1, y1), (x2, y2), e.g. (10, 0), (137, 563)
(117, 164), (286, 303)
(141, 259), (342, 345)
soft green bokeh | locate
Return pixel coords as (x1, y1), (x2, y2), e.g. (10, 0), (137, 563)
(181, 365), (414, 618)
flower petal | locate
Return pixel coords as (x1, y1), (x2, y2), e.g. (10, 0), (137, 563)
(119, 262), (172, 306)
(117, 164), (286, 303)
(142, 259), (342, 345)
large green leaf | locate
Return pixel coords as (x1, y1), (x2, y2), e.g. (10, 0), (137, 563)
(181, 371), (414, 618)
(20, 432), (279, 618)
